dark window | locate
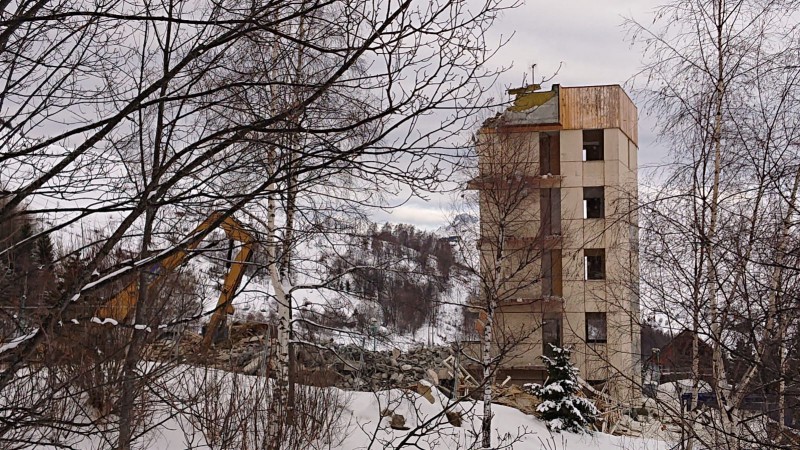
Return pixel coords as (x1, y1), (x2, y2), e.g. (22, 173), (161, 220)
(551, 249), (562, 297)
(540, 188), (562, 235)
(539, 132), (561, 175)
(585, 249), (605, 280)
(541, 249), (562, 298)
(584, 187), (604, 219)
(542, 313), (562, 358)
(583, 129), (604, 161)
(542, 250), (552, 297)
(586, 312), (607, 343)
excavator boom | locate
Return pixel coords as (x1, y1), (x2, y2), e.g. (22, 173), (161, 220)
(96, 212), (255, 347)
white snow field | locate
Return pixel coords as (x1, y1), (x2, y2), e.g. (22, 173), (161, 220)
(23, 367), (670, 450)
(336, 383), (670, 450)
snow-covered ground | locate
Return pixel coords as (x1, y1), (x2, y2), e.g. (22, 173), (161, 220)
(337, 383), (669, 450)
(25, 366), (670, 450)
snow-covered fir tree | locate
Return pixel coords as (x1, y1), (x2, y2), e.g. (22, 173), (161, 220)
(523, 345), (598, 433)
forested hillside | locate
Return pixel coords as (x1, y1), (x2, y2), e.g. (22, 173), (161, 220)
(321, 222), (468, 336)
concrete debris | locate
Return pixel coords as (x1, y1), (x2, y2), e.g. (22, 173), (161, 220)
(417, 381), (436, 404)
(445, 410), (463, 427)
(147, 325), (658, 437)
(146, 324), (458, 392)
(390, 413), (409, 430)
(426, 368), (439, 385)
(492, 384), (541, 416)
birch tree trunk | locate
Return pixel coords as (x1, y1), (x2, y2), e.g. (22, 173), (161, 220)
(480, 223), (505, 449)
(687, 311), (699, 450)
(266, 179), (291, 450)
(481, 292), (496, 450)
(778, 304), (786, 432)
(704, 4), (738, 443)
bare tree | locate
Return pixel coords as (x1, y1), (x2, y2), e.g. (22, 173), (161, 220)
(0, 0), (517, 446)
(629, 0), (800, 447)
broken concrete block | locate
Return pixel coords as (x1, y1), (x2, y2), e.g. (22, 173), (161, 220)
(417, 381), (435, 404)
(390, 413), (408, 430)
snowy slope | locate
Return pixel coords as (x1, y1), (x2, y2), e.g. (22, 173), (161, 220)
(184, 225), (474, 350)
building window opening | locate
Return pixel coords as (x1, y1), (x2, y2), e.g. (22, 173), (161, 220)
(583, 187), (605, 219)
(540, 188), (562, 236)
(541, 249), (563, 298)
(542, 313), (562, 358)
(582, 129), (604, 161)
(586, 312), (607, 343)
(540, 131), (561, 175)
(585, 249), (605, 280)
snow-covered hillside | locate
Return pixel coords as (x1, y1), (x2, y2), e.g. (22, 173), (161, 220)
(183, 221), (474, 350)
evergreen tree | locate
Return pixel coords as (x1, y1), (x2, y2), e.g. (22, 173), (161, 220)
(34, 235), (55, 269)
(524, 345), (598, 433)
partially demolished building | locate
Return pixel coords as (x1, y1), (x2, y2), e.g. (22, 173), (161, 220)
(468, 84), (641, 402)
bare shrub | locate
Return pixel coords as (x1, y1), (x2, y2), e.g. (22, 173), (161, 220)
(169, 367), (349, 450)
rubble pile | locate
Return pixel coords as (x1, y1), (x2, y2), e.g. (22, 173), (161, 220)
(492, 384), (541, 416)
(147, 324), (456, 391)
(300, 344), (454, 391)
(145, 325), (589, 427)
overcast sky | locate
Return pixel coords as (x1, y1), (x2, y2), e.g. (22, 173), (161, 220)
(372, 0), (667, 230)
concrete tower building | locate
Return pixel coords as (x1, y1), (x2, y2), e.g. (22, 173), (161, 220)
(468, 84), (641, 402)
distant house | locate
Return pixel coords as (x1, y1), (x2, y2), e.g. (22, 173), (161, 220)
(656, 331), (800, 430)
(655, 330), (714, 382)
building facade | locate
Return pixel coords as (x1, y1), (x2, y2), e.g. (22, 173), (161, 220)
(468, 84), (641, 402)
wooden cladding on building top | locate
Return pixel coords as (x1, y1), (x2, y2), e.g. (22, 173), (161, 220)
(482, 85), (638, 146)
(559, 85), (638, 145)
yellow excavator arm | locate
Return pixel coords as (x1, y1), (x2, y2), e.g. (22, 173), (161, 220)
(96, 211), (255, 347)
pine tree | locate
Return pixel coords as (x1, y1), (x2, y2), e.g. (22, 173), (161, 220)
(34, 235), (55, 269)
(524, 345), (598, 433)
